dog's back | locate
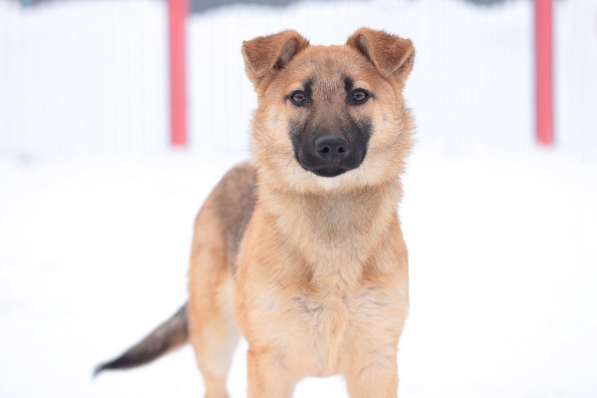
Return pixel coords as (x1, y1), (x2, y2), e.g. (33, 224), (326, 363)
(197, 162), (257, 270)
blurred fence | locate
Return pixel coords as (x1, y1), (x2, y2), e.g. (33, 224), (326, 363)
(1, 0), (596, 160)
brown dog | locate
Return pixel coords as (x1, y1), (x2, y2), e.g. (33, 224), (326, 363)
(96, 28), (415, 398)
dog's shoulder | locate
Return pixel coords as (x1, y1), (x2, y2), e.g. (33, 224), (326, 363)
(211, 161), (257, 266)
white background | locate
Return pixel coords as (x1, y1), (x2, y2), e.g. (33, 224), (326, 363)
(1, 0), (596, 397)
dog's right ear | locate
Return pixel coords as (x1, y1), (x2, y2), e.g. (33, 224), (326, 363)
(347, 28), (414, 83)
(242, 30), (309, 86)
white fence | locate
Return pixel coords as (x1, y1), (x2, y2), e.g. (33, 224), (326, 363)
(1, 0), (596, 160)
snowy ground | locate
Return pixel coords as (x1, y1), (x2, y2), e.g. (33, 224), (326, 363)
(1, 148), (596, 398)
(1, 0), (597, 397)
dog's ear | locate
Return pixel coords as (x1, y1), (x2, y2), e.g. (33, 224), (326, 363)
(242, 30), (309, 86)
(347, 28), (414, 82)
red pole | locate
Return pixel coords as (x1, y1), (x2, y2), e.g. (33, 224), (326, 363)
(169, 0), (187, 148)
(534, 0), (554, 147)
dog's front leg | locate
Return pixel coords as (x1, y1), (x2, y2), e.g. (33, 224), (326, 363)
(345, 356), (398, 398)
(247, 348), (296, 398)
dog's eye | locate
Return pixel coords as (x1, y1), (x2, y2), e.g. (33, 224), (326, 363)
(289, 90), (308, 107)
(348, 89), (370, 105)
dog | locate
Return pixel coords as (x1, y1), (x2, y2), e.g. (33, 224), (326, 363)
(96, 28), (415, 398)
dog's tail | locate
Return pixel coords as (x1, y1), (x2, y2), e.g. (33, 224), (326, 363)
(94, 303), (189, 377)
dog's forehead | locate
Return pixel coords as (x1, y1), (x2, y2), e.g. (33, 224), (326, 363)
(287, 46), (376, 89)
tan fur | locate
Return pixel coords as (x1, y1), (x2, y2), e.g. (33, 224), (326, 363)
(188, 29), (415, 397)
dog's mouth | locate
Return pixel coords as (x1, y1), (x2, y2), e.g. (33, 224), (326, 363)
(309, 165), (350, 178)
(296, 150), (366, 178)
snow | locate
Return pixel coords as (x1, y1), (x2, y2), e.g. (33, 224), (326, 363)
(1, 150), (596, 398)
(1, 0), (597, 397)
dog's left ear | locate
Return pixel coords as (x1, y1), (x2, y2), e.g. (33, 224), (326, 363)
(242, 30), (309, 86)
(347, 28), (415, 82)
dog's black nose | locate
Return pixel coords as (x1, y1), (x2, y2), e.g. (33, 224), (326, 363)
(294, 131), (365, 178)
(314, 135), (350, 162)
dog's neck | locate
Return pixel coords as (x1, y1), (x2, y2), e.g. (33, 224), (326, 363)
(259, 179), (402, 290)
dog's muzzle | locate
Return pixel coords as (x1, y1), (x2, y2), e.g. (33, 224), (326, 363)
(297, 133), (366, 178)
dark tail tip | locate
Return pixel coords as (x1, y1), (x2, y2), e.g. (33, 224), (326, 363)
(92, 304), (188, 378)
(93, 355), (135, 378)
(93, 363), (108, 378)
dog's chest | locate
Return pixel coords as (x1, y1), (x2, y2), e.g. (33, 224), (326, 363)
(271, 284), (399, 376)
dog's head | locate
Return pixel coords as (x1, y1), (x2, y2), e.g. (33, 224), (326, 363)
(243, 28), (415, 193)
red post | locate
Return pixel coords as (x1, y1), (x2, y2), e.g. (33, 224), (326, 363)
(534, 0), (554, 146)
(169, 0), (187, 148)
